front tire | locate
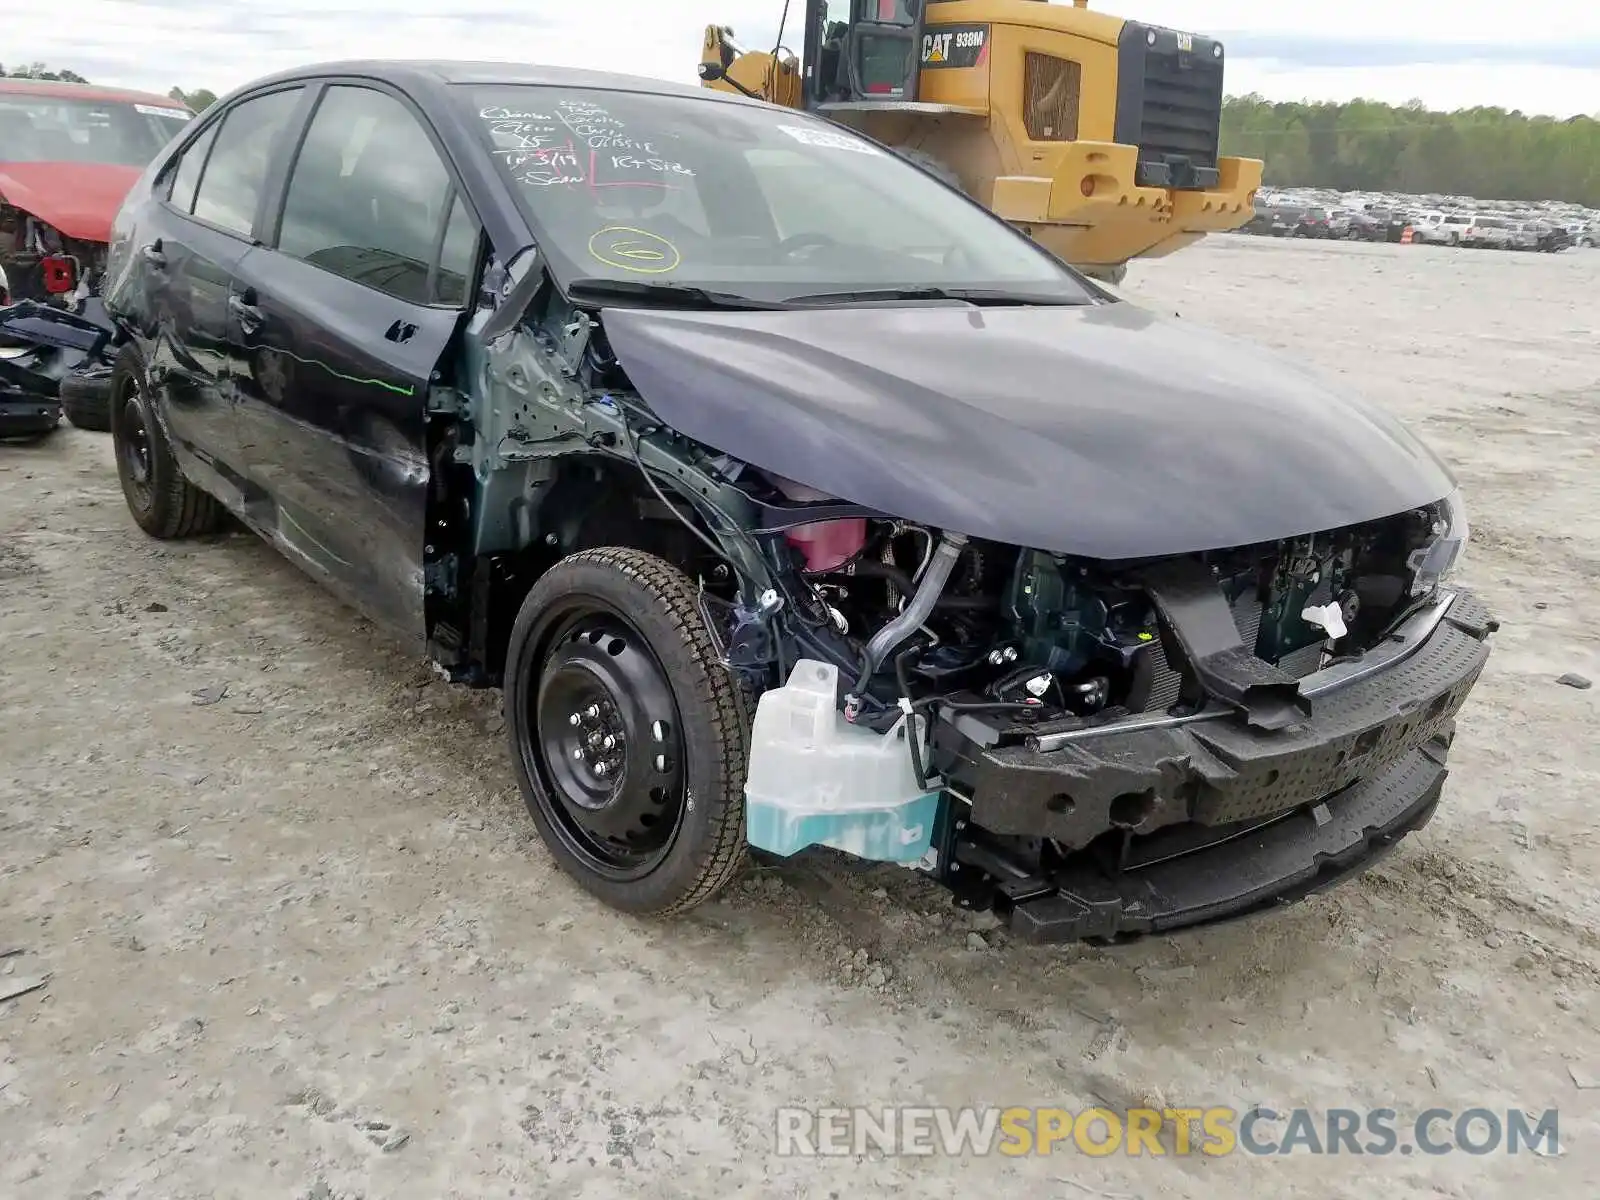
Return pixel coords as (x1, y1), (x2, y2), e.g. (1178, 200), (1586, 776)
(503, 547), (751, 915)
(109, 345), (221, 539)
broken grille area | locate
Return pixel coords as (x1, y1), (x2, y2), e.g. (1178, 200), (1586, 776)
(1143, 584), (1332, 713)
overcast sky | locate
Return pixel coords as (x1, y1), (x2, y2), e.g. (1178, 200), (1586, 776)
(8, 0), (1598, 117)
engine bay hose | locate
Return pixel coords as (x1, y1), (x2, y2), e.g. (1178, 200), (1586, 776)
(839, 559), (993, 609)
(854, 532), (969, 690)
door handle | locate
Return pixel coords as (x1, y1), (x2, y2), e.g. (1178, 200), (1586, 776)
(140, 239), (166, 268)
(228, 293), (263, 334)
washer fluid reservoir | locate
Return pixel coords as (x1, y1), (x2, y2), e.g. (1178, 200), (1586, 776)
(744, 659), (939, 863)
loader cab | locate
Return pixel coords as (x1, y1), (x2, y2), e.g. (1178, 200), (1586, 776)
(806, 0), (927, 107)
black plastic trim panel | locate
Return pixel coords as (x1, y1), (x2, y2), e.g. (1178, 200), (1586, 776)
(958, 590), (1495, 846)
(1000, 735), (1451, 943)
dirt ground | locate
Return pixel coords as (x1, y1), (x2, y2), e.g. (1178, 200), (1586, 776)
(2, 236), (1597, 1198)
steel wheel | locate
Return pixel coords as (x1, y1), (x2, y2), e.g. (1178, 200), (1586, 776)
(503, 547), (752, 915)
(522, 606), (689, 880)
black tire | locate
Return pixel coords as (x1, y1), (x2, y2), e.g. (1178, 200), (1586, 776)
(61, 370), (113, 432)
(503, 547), (751, 915)
(109, 344), (222, 539)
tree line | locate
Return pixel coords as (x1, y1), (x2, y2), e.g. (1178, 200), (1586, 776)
(1221, 94), (1600, 207)
(1, 62), (216, 113)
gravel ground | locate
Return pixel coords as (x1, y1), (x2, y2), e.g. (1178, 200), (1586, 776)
(2, 236), (1597, 1198)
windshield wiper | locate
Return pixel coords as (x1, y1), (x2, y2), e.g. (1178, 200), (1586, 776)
(782, 286), (1091, 307)
(564, 278), (790, 311)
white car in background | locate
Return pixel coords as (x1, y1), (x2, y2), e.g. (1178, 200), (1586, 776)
(1436, 211), (1474, 245)
(1504, 221), (1540, 251)
(1463, 215), (1513, 249)
(1409, 211), (1449, 244)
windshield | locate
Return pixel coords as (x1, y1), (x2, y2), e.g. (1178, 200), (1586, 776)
(0, 93), (191, 166)
(463, 85), (1095, 305)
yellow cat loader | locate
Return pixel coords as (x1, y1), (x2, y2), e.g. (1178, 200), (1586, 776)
(698, 0), (1262, 283)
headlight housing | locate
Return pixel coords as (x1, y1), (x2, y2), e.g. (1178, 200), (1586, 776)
(1407, 488), (1469, 596)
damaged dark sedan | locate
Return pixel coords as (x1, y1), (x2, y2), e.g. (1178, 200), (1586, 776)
(99, 61), (1495, 941)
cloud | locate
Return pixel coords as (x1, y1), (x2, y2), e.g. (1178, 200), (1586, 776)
(8, 0), (1597, 117)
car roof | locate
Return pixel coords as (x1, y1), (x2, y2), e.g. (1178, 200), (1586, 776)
(0, 76), (186, 108)
(237, 59), (760, 109)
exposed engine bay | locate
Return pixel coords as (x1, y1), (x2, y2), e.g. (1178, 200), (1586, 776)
(0, 203), (105, 307)
(416, 272), (1490, 941)
(778, 505), (1453, 732)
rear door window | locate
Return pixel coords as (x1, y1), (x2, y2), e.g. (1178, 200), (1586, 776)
(190, 87), (305, 237)
(275, 84), (468, 306)
(167, 122), (219, 213)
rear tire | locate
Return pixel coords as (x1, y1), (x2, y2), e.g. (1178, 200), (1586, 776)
(109, 345), (221, 539)
(503, 547), (751, 916)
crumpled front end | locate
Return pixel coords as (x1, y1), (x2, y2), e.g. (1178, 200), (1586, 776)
(731, 484), (1493, 943)
(501, 288), (1494, 940)
(933, 588), (1495, 942)
(0, 198), (110, 309)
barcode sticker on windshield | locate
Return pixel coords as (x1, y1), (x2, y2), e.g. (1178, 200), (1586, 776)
(777, 124), (880, 155)
(135, 104), (191, 119)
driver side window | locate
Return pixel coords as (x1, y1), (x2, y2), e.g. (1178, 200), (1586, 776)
(276, 84), (467, 305)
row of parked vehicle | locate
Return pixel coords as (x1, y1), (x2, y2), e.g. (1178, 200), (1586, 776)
(1241, 201), (1592, 253)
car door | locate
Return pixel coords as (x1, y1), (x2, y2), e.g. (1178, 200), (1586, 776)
(137, 85), (307, 495)
(230, 80), (481, 642)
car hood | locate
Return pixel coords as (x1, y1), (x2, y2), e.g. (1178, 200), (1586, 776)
(601, 299), (1456, 560)
(0, 162), (141, 243)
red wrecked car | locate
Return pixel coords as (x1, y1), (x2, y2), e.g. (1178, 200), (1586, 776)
(1, 77), (192, 306)
(0, 77), (192, 428)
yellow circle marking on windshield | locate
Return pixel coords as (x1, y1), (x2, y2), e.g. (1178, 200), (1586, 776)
(588, 226), (682, 275)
